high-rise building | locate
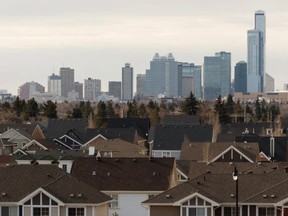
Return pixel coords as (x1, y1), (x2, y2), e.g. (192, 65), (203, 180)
(74, 82), (83, 100)
(203, 52), (231, 100)
(178, 62), (202, 98)
(84, 78), (101, 101)
(109, 81), (121, 100)
(265, 73), (275, 92)
(234, 61), (247, 93)
(122, 63), (133, 101)
(247, 10), (265, 93)
(136, 74), (146, 97)
(48, 73), (61, 96)
(18, 81), (45, 100)
(145, 53), (180, 97)
(60, 67), (74, 97)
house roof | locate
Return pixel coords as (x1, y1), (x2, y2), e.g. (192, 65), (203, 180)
(0, 164), (111, 204)
(70, 157), (176, 191)
(85, 128), (138, 144)
(143, 169), (288, 205)
(0, 123), (38, 136)
(107, 118), (150, 139)
(180, 141), (259, 162)
(258, 136), (288, 161)
(45, 119), (87, 139)
(150, 125), (213, 151)
(161, 115), (200, 125)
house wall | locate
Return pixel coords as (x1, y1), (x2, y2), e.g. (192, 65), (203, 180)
(152, 150), (181, 160)
(215, 150), (250, 162)
(58, 160), (74, 173)
(23, 206), (31, 216)
(108, 193), (152, 216)
(95, 204), (109, 216)
(150, 206), (180, 216)
(60, 206), (66, 216)
(37, 160), (53, 165)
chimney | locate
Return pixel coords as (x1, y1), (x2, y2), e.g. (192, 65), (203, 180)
(270, 136), (275, 158)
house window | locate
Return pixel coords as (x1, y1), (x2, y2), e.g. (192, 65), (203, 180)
(181, 196), (212, 216)
(33, 207), (49, 216)
(1, 206), (17, 216)
(109, 194), (119, 208)
(62, 164), (67, 172)
(259, 207), (275, 216)
(68, 208), (85, 216)
(162, 152), (171, 158)
(224, 207), (239, 216)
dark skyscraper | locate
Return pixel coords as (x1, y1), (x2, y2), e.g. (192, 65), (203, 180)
(60, 67), (74, 97)
(109, 81), (121, 100)
(234, 61), (247, 93)
(122, 63), (133, 101)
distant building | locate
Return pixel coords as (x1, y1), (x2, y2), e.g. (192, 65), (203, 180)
(136, 74), (146, 97)
(18, 81), (45, 100)
(109, 81), (121, 100)
(60, 67), (74, 97)
(265, 73), (275, 92)
(178, 62), (202, 98)
(73, 82), (83, 100)
(247, 11), (265, 93)
(84, 78), (101, 101)
(203, 51), (231, 100)
(234, 61), (247, 93)
(145, 53), (180, 97)
(48, 73), (61, 96)
(122, 63), (133, 101)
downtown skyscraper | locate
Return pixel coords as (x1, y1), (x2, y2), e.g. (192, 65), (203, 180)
(122, 63), (133, 101)
(247, 10), (265, 93)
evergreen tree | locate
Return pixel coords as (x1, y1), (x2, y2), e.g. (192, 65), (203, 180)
(72, 108), (83, 118)
(181, 91), (199, 115)
(1, 102), (11, 111)
(106, 101), (116, 118)
(42, 100), (57, 118)
(138, 103), (148, 118)
(12, 97), (25, 117)
(95, 101), (107, 128)
(127, 100), (138, 118)
(255, 98), (262, 121)
(26, 98), (39, 118)
(213, 95), (228, 124)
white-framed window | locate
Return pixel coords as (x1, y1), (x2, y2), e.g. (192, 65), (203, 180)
(33, 207), (49, 216)
(224, 207), (240, 216)
(68, 208), (85, 216)
(1, 206), (17, 216)
(181, 196), (212, 216)
(109, 194), (119, 208)
(258, 207), (275, 216)
(62, 164), (67, 172)
(177, 173), (188, 182)
(162, 151), (171, 158)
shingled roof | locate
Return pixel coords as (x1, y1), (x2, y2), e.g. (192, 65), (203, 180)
(70, 157), (177, 191)
(0, 164), (111, 205)
(161, 115), (200, 125)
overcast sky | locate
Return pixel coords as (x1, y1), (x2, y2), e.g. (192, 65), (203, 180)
(0, 0), (287, 95)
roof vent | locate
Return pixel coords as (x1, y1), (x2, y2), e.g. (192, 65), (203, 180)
(1, 192), (7, 197)
(165, 194), (171, 199)
(229, 162), (233, 165)
(149, 157), (153, 161)
(77, 194), (82, 198)
(263, 194), (267, 198)
(132, 159), (137, 163)
(92, 171), (96, 176)
(96, 157), (101, 161)
(230, 194), (235, 198)
(115, 158), (120, 162)
(257, 162), (261, 166)
(70, 194), (74, 198)
(107, 172), (110, 176)
(270, 194), (276, 198)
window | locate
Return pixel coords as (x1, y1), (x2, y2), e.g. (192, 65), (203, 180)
(1, 207), (17, 216)
(181, 196), (212, 216)
(162, 151), (171, 157)
(68, 208), (84, 216)
(109, 194), (119, 208)
(259, 207), (275, 216)
(33, 207), (49, 216)
(224, 207), (239, 216)
(62, 164), (67, 172)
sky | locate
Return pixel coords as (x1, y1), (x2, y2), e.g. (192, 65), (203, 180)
(0, 0), (288, 95)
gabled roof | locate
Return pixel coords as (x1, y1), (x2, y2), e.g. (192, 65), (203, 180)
(71, 157), (176, 191)
(0, 164), (111, 205)
(258, 136), (288, 161)
(107, 118), (150, 139)
(150, 125), (213, 151)
(85, 128), (138, 144)
(143, 169), (288, 205)
(161, 115), (200, 125)
(0, 123), (38, 136)
(45, 119), (87, 139)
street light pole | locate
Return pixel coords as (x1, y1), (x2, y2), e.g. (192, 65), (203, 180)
(232, 166), (239, 216)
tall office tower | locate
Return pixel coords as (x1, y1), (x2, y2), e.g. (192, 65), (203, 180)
(48, 73), (61, 96)
(18, 81), (45, 100)
(203, 51), (231, 100)
(136, 74), (146, 97)
(122, 63), (133, 101)
(74, 82), (83, 100)
(60, 67), (74, 97)
(145, 53), (179, 97)
(178, 62), (202, 98)
(265, 73), (275, 92)
(109, 81), (121, 100)
(84, 78), (101, 101)
(247, 10), (265, 93)
(234, 61), (247, 93)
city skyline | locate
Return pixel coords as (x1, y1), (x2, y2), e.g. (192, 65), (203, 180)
(0, 0), (287, 95)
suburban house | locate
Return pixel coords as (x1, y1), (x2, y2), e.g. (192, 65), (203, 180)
(70, 157), (178, 216)
(149, 125), (213, 159)
(0, 164), (112, 216)
(143, 168), (288, 216)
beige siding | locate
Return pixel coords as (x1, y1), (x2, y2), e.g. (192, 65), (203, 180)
(150, 206), (180, 216)
(86, 206), (92, 216)
(23, 207), (31, 216)
(60, 206), (66, 216)
(94, 204), (109, 216)
(51, 207), (58, 216)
